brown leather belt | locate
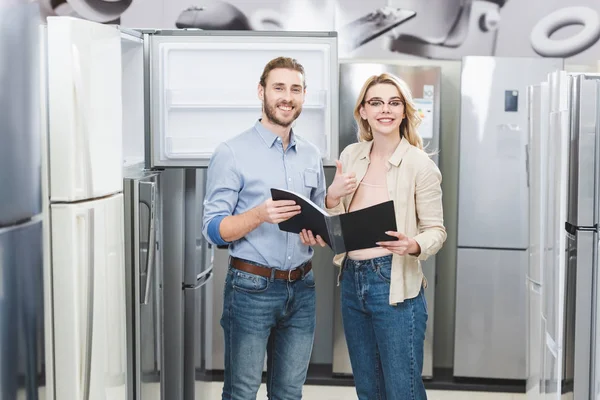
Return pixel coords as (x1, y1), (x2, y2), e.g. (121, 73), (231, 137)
(230, 257), (312, 282)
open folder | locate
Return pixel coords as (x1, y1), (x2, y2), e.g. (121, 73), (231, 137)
(270, 188), (398, 254)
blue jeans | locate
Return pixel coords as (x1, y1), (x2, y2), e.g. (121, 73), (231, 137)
(341, 255), (428, 400)
(221, 262), (316, 400)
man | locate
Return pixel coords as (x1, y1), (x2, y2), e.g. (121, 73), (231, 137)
(202, 56), (327, 400)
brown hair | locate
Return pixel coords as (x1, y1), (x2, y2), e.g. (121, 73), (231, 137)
(353, 73), (423, 149)
(259, 57), (306, 89)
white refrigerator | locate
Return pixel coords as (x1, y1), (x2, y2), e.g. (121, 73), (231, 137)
(41, 17), (128, 400)
(42, 16), (339, 400)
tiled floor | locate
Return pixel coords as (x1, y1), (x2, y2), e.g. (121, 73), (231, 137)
(206, 382), (526, 399)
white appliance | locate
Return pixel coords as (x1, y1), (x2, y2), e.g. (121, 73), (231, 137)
(41, 16), (339, 400)
(41, 17), (128, 400)
(526, 71), (600, 400)
(453, 56), (563, 380)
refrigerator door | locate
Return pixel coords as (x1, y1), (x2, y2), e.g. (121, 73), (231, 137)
(0, 218), (45, 400)
(146, 30), (338, 168)
(187, 269), (213, 400)
(50, 194), (128, 400)
(46, 17), (123, 202)
(526, 278), (543, 400)
(593, 238), (600, 400)
(542, 71), (570, 355)
(453, 247), (527, 379)
(528, 82), (550, 285)
(566, 74), (600, 400)
(457, 56), (562, 249)
(124, 167), (163, 400)
(0, 2), (42, 226)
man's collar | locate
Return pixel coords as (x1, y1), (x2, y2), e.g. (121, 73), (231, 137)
(254, 119), (297, 149)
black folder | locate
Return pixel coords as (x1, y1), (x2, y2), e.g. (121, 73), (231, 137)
(270, 188), (398, 254)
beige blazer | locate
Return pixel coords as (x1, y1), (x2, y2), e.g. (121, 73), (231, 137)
(326, 138), (447, 305)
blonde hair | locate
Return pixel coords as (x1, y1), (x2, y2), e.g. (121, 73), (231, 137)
(353, 73), (423, 149)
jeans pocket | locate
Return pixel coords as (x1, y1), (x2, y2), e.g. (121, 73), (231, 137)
(302, 269), (316, 288)
(232, 270), (269, 293)
(419, 288), (428, 315)
(375, 262), (391, 284)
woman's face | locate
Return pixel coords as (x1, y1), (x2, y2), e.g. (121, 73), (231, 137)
(359, 83), (405, 138)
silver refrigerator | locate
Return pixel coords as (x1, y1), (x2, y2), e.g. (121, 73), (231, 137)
(525, 81), (550, 399)
(453, 56), (563, 380)
(332, 61), (442, 379)
(124, 167), (214, 400)
(0, 2), (45, 399)
(112, 27), (338, 398)
(527, 72), (600, 400)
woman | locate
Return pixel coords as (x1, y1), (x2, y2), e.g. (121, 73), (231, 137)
(301, 73), (446, 399)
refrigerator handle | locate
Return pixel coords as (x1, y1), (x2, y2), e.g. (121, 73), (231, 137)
(77, 208), (95, 400)
(525, 143), (530, 188)
(71, 45), (94, 196)
(139, 181), (157, 305)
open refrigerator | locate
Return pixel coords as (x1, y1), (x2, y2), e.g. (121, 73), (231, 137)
(40, 16), (339, 400)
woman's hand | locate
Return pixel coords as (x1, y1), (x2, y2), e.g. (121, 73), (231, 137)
(299, 229), (327, 247)
(377, 231), (421, 256)
(326, 160), (357, 206)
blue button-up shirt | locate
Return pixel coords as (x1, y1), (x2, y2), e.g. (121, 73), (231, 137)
(202, 120), (326, 270)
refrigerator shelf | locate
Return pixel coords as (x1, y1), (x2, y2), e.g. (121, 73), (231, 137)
(165, 89), (327, 110)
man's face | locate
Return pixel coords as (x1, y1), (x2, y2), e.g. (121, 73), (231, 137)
(258, 68), (305, 128)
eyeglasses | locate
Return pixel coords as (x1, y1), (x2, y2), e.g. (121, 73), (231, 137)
(364, 99), (404, 110)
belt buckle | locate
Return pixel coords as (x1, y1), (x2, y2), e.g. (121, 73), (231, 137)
(287, 268), (294, 283)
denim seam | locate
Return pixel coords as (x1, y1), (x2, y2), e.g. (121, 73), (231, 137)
(410, 298), (416, 400)
(267, 335), (275, 399)
(228, 289), (235, 399)
(374, 346), (382, 400)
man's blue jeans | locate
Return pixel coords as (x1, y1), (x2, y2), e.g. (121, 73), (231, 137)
(341, 255), (429, 400)
(220, 262), (316, 400)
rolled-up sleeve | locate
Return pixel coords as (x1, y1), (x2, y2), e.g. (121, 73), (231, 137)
(413, 159), (447, 261)
(202, 143), (242, 246)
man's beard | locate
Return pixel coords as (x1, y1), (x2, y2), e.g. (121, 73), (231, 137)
(263, 93), (302, 128)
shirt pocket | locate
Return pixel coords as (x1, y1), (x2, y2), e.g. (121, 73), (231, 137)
(303, 168), (319, 189)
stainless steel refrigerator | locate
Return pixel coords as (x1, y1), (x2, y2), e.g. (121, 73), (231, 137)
(453, 56), (563, 380)
(332, 61), (442, 379)
(0, 2), (45, 399)
(111, 25), (339, 399)
(527, 72), (600, 400)
(525, 81), (550, 399)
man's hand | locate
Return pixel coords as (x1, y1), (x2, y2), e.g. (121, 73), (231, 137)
(299, 229), (327, 247)
(258, 199), (301, 224)
(376, 231), (421, 256)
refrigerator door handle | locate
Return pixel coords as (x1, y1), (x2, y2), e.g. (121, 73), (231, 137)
(199, 269), (214, 287)
(139, 181), (157, 305)
(196, 266), (213, 285)
(525, 143), (530, 188)
(71, 44), (94, 196)
(78, 208), (95, 400)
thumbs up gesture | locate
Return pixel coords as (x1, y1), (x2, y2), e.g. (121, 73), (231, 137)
(327, 160), (357, 204)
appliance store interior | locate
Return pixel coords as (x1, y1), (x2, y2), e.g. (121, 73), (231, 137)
(2, 1), (600, 399)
